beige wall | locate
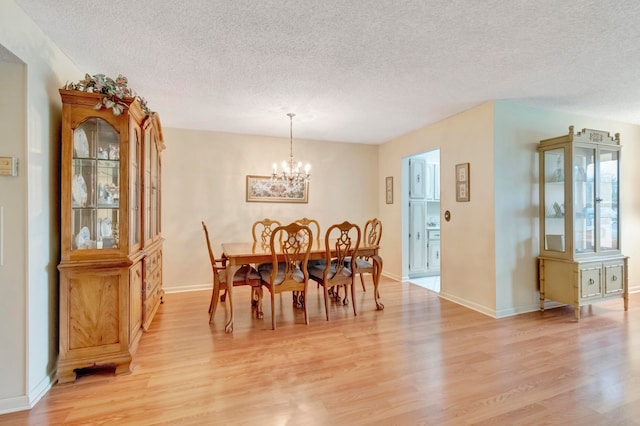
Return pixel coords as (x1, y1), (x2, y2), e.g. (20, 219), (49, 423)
(379, 101), (640, 318)
(161, 128), (379, 291)
(0, 58), (27, 401)
(0, 0), (80, 414)
(379, 103), (497, 314)
(493, 102), (640, 315)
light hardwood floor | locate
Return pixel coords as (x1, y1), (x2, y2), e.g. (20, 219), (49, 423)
(2, 278), (639, 425)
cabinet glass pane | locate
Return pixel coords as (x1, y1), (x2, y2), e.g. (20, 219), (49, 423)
(599, 149), (618, 251)
(574, 147), (595, 254)
(151, 143), (159, 238)
(72, 118), (119, 251)
(144, 132), (151, 243)
(543, 148), (565, 252)
(97, 160), (119, 207)
(96, 160), (120, 249)
(130, 127), (140, 247)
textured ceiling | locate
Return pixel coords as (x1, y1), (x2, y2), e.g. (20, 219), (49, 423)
(12, 0), (640, 144)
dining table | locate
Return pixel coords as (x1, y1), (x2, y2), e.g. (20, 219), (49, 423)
(220, 240), (383, 333)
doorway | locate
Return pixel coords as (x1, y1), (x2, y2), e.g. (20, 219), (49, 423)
(405, 149), (440, 291)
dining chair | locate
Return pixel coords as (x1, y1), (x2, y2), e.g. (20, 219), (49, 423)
(308, 221), (361, 320)
(251, 218), (282, 248)
(202, 221), (264, 322)
(259, 222), (313, 330)
(250, 218), (283, 303)
(355, 218), (382, 293)
(294, 217), (320, 245)
(294, 217), (323, 291)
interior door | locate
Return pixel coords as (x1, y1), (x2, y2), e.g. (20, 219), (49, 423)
(409, 200), (426, 273)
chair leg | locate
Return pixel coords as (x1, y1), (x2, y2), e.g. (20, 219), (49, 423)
(323, 285), (330, 321)
(302, 290), (309, 325)
(292, 291), (304, 309)
(271, 292), (276, 330)
(255, 287), (264, 319)
(350, 283), (357, 316)
(251, 288), (258, 307)
(210, 283), (222, 323)
(220, 289), (227, 302)
(360, 273), (366, 291)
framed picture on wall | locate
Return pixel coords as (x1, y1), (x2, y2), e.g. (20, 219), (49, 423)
(246, 175), (309, 203)
(386, 176), (393, 204)
(455, 163), (470, 202)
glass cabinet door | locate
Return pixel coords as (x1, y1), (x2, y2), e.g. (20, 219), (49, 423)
(598, 148), (619, 252)
(151, 139), (159, 239)
(542, 147), (566, 252)
(574, 146), (595, 254)
(71, 118), (120, 250)
(143, 128), (151, 243)
(130, 126), (141, 248)
(539, 127), (623, 269)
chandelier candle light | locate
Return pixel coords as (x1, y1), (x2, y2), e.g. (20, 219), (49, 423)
(271, 113), (311, 183)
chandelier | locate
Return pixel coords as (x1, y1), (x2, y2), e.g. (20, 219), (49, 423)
(271, 113), (311, 183)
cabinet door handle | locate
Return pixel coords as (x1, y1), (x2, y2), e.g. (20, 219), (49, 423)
(417, 232), (420, 240)
(611, 275), (617, 281)
(588, 278), (595, 285)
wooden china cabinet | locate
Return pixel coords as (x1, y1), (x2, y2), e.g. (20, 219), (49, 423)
(57, 89), (165, 383)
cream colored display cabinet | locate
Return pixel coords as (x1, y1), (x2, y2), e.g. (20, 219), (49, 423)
(538, 126), (628, 320)
(57, 89), (165, 383)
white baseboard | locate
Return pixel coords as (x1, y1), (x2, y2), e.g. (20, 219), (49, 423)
(163, 283), (212, 293)
(0, 368), (55, 414)
(0, 395), (30, 415)
(438, 291), (497, 318)
(381, 271), (402, 281)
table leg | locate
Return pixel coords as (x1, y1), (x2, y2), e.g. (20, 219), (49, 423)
(224, 264), (242, 333)
(255, 287), (264, 319)
(372, 255), (384, 310)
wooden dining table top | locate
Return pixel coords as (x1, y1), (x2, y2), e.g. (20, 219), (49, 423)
(221, 240), (380, 265)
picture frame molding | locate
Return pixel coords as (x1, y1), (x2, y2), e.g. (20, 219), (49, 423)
(385, 176), (394, 204)
(455, 163), (470, 202)
(246, 175), (309, 203)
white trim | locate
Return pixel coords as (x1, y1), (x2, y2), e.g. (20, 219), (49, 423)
(163, 283), (212, 293)
(0, 395), (30, 415)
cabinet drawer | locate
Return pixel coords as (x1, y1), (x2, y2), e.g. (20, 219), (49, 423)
(580, 266), (602, 300)
(145, 288), (161, 318)
(604, 264), (624, 295)
(145, 267), (162, 293)
(145, 250), (159, 273)
(428, 230), (440, 240)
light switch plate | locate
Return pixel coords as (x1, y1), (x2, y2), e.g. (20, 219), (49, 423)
(0, 157), (18, 176)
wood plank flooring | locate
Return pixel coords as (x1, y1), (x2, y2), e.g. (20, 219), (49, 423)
(1, 278), (639, 425)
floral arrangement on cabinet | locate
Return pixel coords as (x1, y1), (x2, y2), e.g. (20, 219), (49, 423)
(63, 73), (152, 116)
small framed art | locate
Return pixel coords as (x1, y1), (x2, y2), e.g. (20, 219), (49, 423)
(386, 176), (393, 204)
(455, 163), (470, 202)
